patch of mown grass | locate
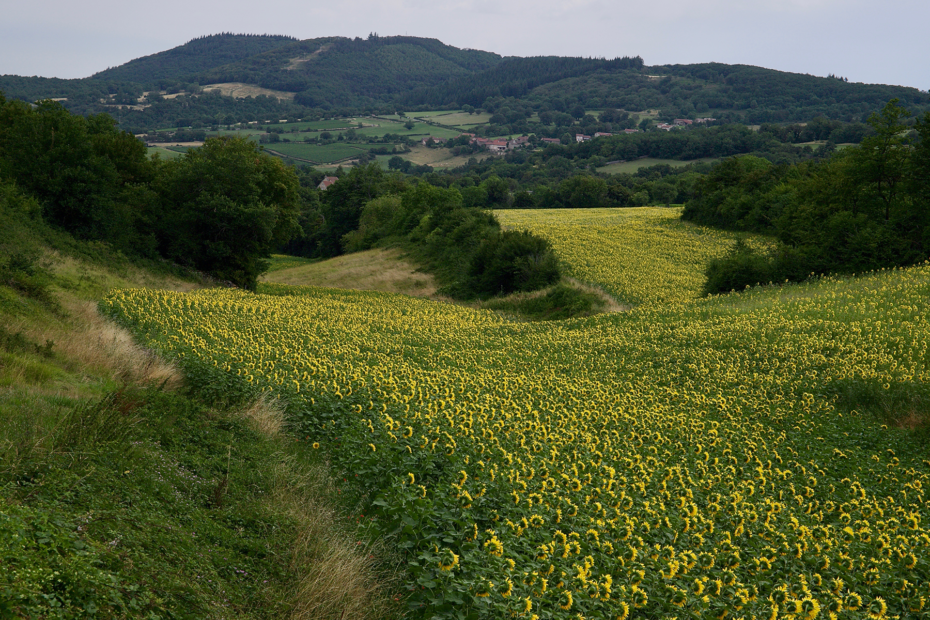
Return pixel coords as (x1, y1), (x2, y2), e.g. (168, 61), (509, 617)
(480, 282), (608, 321)
(266, 254), (318, 273)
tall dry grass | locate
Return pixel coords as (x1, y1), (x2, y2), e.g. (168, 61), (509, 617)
(16, 298), (181, 389)
(263, 248), (438, 299)
(237, 398), (399, 620)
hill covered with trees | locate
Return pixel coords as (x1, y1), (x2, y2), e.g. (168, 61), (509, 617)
(1, 33), (927, 131)
(91, 33), (301, 83)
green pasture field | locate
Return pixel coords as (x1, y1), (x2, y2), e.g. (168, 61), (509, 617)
(597, 157), (717, 174)
(264, 142), (374, 163)
(435, 111), (493, 128)
(353, 122), (407, 138)
(266, 254), (318, 272)
(286, 119), (366, 131)
(146, 145), (184, 159)
(409, 110), (459, 118)
(206, 129), (263, 141)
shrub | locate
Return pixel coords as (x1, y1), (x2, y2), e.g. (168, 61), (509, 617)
(465, 230), (560, 298)
(702, 240), (775, 295)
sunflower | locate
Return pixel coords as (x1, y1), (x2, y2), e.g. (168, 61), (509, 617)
(844, 592), (862, 612)
(438, 548), (459, 571)
(476, 579), (494, 598)
(670, 588), (688, 607)
(867, 597), (887, 619)
(615, 601), (630, 620)
(500, 579), (513, 597)
(483, 536), (503, 557)
(559, 591), (574, 611)
(692, 579), (705, 596)
(800, 598), (820, 620)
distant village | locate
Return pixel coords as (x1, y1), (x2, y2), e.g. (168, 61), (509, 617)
(417, 117), (717, 153)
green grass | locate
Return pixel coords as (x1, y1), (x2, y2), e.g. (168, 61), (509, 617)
(147, 145), (185, 160)
(597, 156), (718, 174)
(0, 194), (399, 619)
(207, 128), (265, 139)
(264, 142), (371, 163)
(441, 113), (493, 128)
(266, 254), (318, 272)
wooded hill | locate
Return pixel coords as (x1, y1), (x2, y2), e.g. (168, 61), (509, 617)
(1, 33), (927, 130)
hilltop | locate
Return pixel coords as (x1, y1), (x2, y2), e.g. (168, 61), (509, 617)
(1, 33), (927, 131)
(91, 33), (300, 82)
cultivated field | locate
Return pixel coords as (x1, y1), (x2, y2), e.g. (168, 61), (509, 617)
(265, 142), (382, 164)
(497, 207), (767, 306)
(596, 158), (717, 175)
(104, 209), (930, 620)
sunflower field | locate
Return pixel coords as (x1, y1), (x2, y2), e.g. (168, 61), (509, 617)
(496, 207), (773, 307)
(102, 209), (930, 620)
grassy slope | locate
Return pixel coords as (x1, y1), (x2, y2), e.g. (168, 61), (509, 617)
(262, 248), (438, 298)
(0, 201), (396, 619)
(261, 247), (620, 320)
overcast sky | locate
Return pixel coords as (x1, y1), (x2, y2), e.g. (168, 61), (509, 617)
(1, 0), (927, 90)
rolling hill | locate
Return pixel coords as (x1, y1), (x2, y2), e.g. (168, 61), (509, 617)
(0, 32), (927, 130)
(90, 33), (300, 83)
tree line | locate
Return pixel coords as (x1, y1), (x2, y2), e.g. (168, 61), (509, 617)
(0, 95), (299, 289)
(282, 163), (561, 299)
(0, 95), (559, 299)
(681, 100), (930, 294)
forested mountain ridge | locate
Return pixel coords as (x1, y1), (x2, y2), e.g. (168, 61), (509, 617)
(91, 33), (300, 83)
(194, 35), (504, 108)
(403, 55), (646, 107)
(0, 33), (927, 130)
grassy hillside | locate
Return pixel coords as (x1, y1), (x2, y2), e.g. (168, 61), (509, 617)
(102, 204), (930, 618)
(262, 248), (438, 298)
(0, 192), (397, 618)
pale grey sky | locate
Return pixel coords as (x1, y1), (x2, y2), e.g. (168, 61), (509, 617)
(1, 0), (927, 90)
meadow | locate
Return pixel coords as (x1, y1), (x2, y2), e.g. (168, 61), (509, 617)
(595, 158), (718, 175)
(103, 208), (930, 619)
(264, 142), (382, 164)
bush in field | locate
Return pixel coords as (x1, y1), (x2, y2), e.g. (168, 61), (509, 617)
(336, 181), (562, 299)
(465, 230), (560, 297)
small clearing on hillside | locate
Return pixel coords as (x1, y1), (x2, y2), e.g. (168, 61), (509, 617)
(202, 82), (296, 100)
(262, 248), (438, 298)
